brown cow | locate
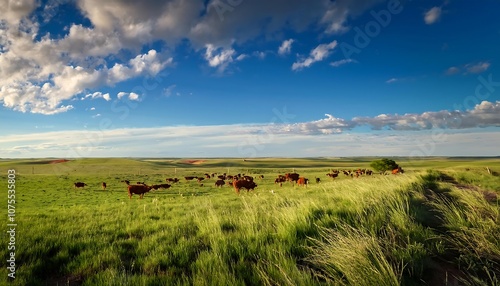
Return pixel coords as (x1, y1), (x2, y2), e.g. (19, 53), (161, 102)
(102, 182), (107, 190)
(275, 176), (286, 187)
(326, 173), (339, 179)
(166, 178), (180, 183)
(392, 167), (404, 174)
(74, 182), (87, 188)
(197, 177), (205, 183)
(127, 184), (153, 199)
(285, 173), (300, 183)
(151, 183), (171, 190)
(185, 176), (196, 181)
(297, 177), (308, 187)
(215, 180), (225, 187)
(232, 179), (257, 194)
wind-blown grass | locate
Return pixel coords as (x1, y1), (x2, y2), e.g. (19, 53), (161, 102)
(0, 158), (498, 285)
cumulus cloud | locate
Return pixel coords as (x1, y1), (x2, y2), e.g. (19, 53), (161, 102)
(0, 0), (37, 25)
(83, 92), (111, 101)
(275, 101), (500, 135)
(424, 7), (441, 24)
(0, 0), (391, 114)
(204, 44), (236, 73)
(2, 116), (499, 158)
(278, 39), (294, 55)
(292, 40), (338, 71)
(117, 91), (140, 101)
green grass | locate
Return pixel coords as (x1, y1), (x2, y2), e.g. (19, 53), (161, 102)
(0, 158), (498, 285)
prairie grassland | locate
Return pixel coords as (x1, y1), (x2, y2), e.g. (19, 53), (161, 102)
(0, 158), (498, 285)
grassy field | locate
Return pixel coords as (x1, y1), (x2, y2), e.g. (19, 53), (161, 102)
(0, 157), (499, 285)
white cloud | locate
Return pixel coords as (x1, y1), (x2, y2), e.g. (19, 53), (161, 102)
(0, 0), (37, 25)
(446, 61), (491, 75)
(128, 92), (140, 101)
(84, 92), (111, 101)
(330, 58), (356, 67)
(292, 40), (338, 71)
(269, 101), (500, 135)
(386, 78), (398, 84)
(278, 39), (294, 55)
(117, 91), (127, 99)
(0, 0), (395, 115)
(424, 7), (441, 24)
(163, 84), (176, 97)
(1, 123), (498, 158)
(90, 107), (95, 111)
(117, 91), (140, 101)
(236, 54), (248, 61)
(445, 66), (460, 75)
(465, 62), (490, 74)
(204, 44), (236, 73)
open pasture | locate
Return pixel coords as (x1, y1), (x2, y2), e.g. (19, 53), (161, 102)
(0, 157), (499, 285)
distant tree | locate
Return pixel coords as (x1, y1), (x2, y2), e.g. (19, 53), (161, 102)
(370, 158), (399, 172)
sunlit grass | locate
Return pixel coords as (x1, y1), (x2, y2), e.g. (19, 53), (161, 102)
(0, 158), (498, 285)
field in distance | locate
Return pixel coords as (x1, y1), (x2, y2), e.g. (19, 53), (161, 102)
(0, 157), (498, 285)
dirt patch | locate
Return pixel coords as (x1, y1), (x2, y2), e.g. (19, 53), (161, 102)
(49, 159), (70, 164)
(182, 160), (206, 165)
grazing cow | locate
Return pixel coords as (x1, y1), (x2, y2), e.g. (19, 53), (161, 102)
(285, 173), (300, 183)
(243, 175), (253, 182)
(315, 178), (321, 183)
(185, 176), (196, 181)
(297, 177), (308, 187)
(74, 182), (87, 188)
(217, 175), (226, 180)
(215, 180), (225, 187)
(153, 183), (171, 190)
(392, 167), (404, 174)
(166, 178), (180, 183)
(327, 173), (339, 179)
(275, 176), (286, 187)
(232, 179), (257, 194)
(197, 177), (205, 183)
(102, 182), (107, 190)
(258, 175), (264, 179)
(127, 184), (153, 199)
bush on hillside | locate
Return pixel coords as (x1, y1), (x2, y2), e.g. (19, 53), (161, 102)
(370, 159), (399, 172)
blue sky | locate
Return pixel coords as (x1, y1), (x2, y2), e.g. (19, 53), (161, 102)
(1, 0), (499, 158)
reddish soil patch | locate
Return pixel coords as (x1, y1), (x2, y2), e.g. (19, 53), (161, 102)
(49, 159), (70, 164)
(182, 160), (206, 165)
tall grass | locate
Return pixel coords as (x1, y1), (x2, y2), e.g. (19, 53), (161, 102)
(427, 185), (499, 285)
(0, 159), (498, 285)
(308, 225), (401, 286)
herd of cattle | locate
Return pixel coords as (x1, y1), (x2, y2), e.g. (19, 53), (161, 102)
(72, 167), (404, 199)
